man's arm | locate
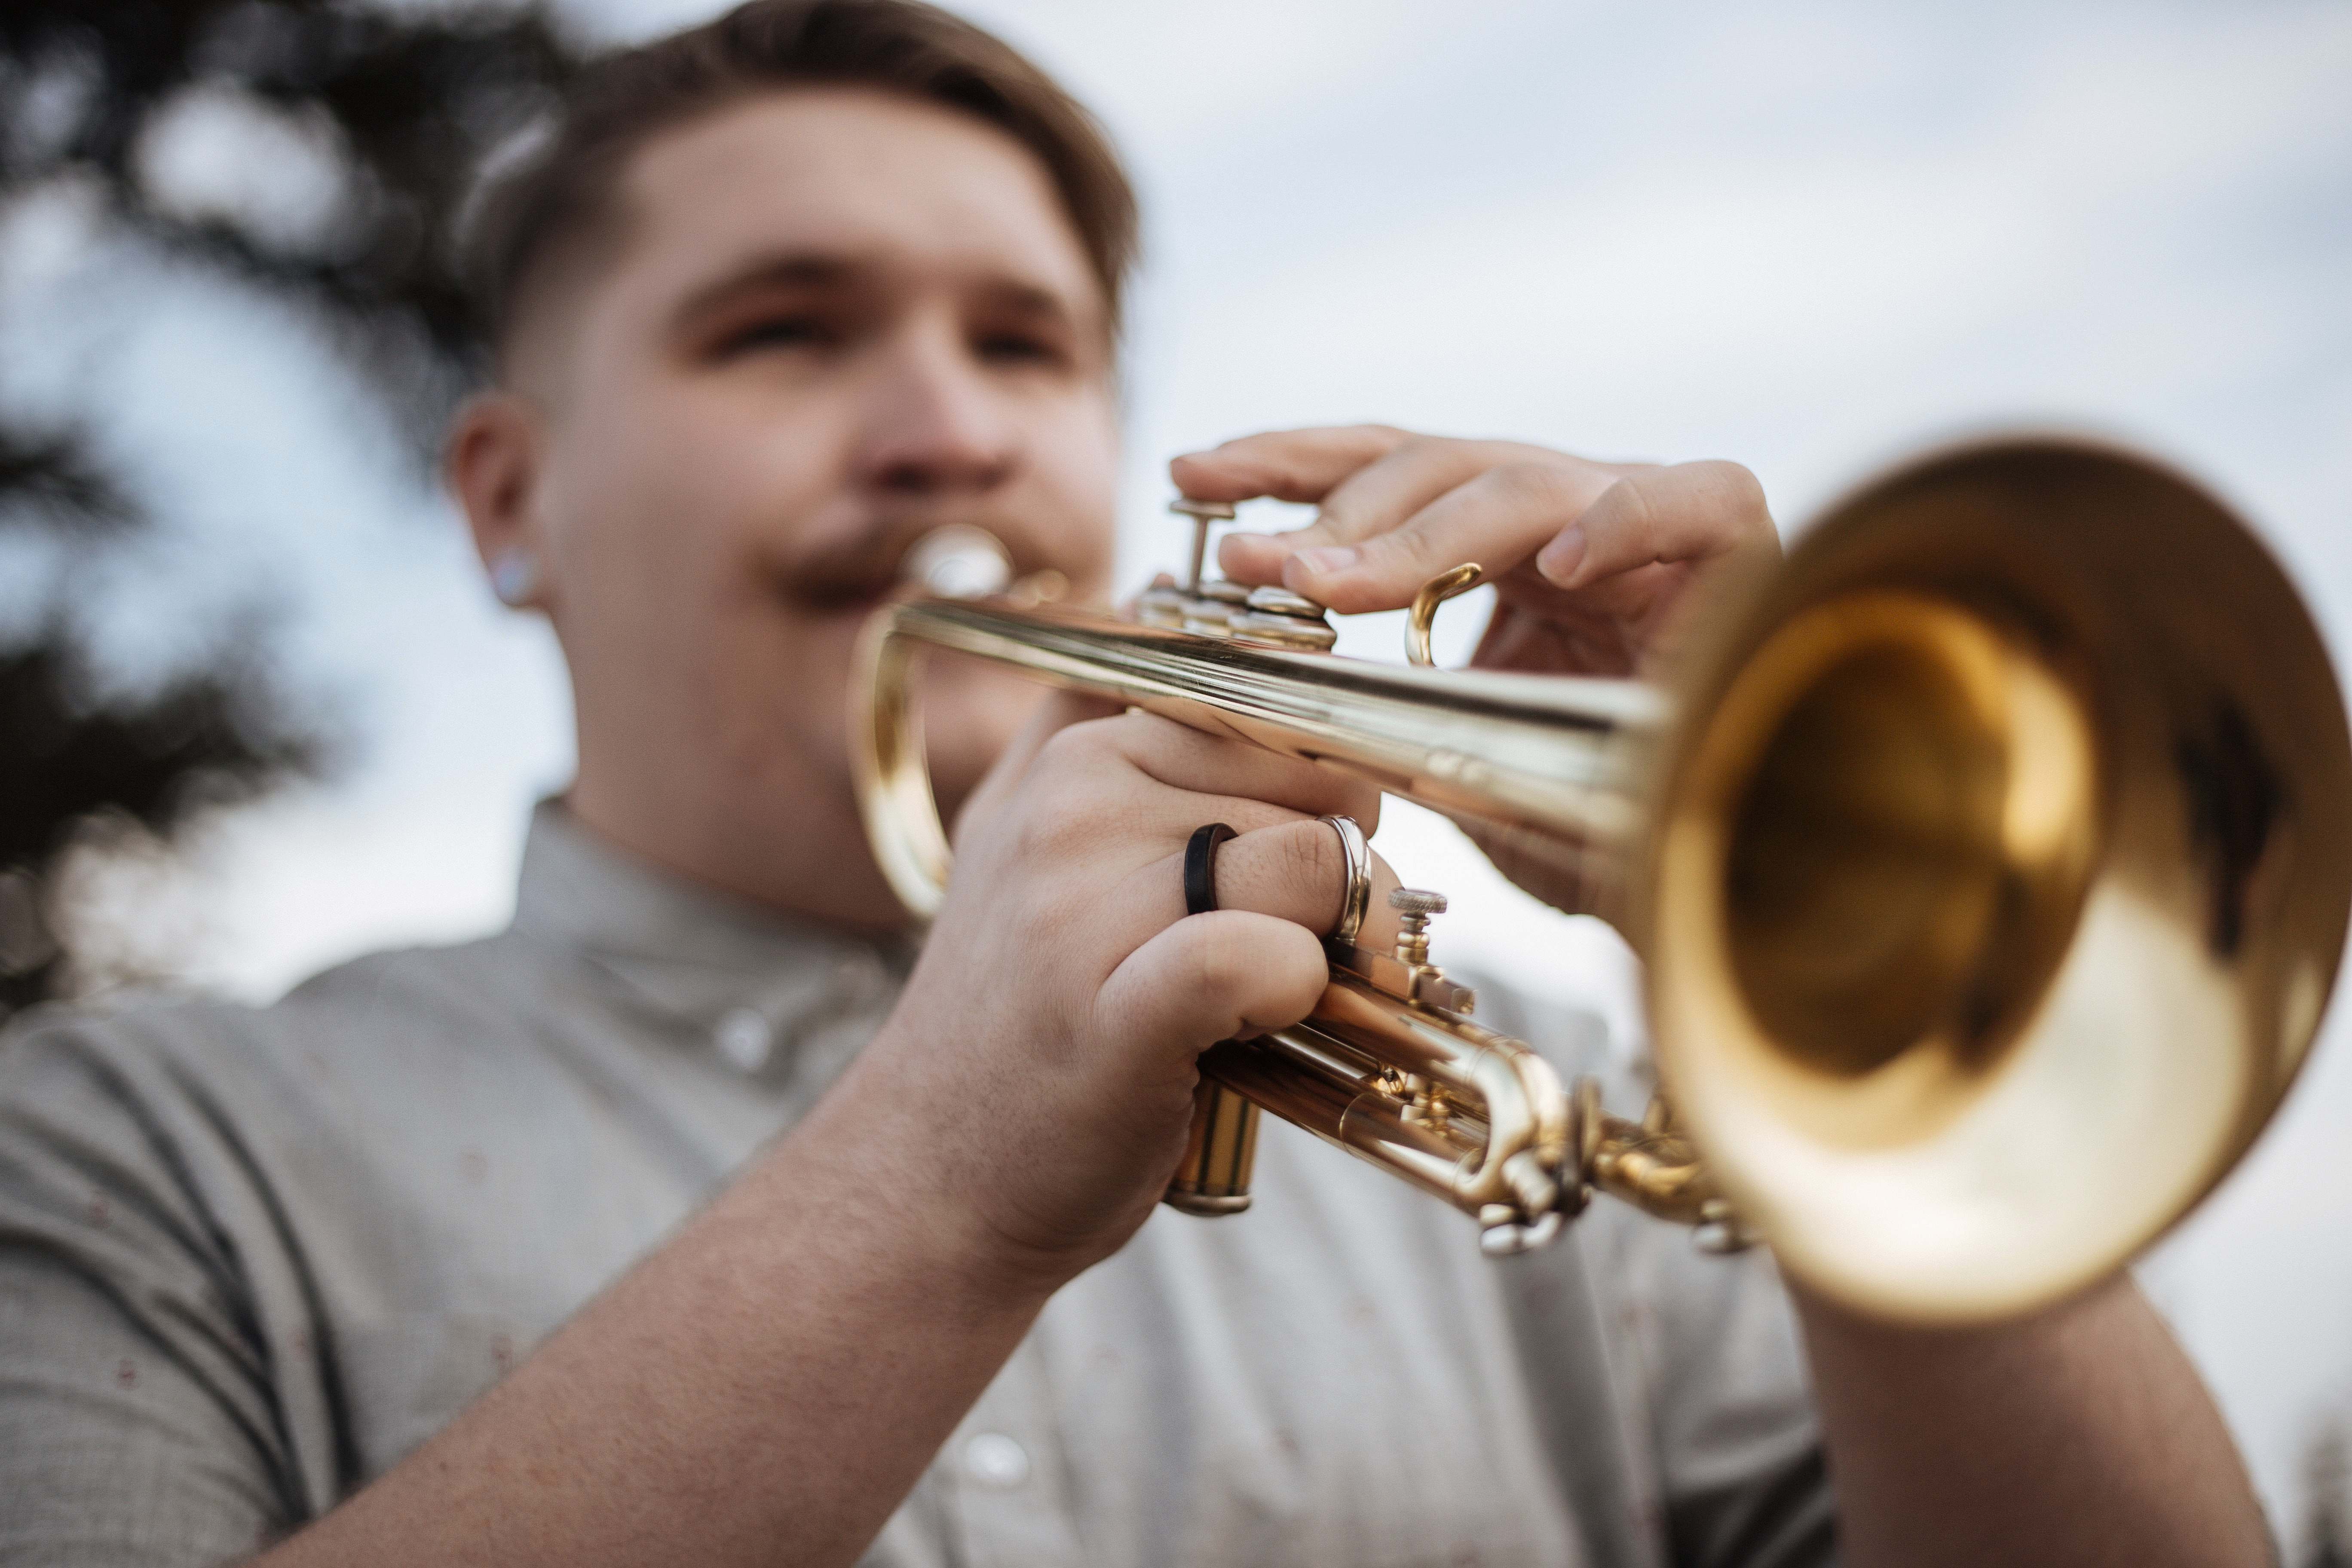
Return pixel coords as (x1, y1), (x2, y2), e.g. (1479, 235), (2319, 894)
(1180, 425), (2273, 1568)
(248, 698), (1388, 1568)
(1795, 1275), (2268, 1568)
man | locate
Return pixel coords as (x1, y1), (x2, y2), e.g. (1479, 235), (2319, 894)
(0, 3), (2269, 1565)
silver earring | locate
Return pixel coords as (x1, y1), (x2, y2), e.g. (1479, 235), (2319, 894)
(490, 549), (540, 606)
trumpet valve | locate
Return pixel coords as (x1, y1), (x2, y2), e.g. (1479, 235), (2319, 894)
(1137, 582), (1189, 628)
(1229, 586), (1338, 652)
(1169, 496), (1237, 593)
(1183, 578), (1252, 636)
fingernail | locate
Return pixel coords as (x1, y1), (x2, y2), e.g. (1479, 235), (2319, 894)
(1536, 527), (1586, 586)
(1292, 545), (1359, 577)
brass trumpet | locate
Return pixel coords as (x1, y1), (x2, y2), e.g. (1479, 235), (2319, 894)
(851, 438), (2352, 1323)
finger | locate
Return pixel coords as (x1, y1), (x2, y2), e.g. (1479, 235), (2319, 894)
(1278, 459), (1619, 615)
(1217, 437), (1553, 587)
(1095, 910), (1332, 1066)
(1558, 559), (1694, 623)
(1533, 460), (1776, 591)
(1315, 441), (1617, 551)
(1143, 819), (1402, 947)
(1087, 709), (1384, 832)
(1167, 425), (1412, 505)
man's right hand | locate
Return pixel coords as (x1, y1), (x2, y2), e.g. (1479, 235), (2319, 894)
(836, 692), (1394, 1292)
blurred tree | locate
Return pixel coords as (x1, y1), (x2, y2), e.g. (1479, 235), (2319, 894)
(0, 0), (583, 1018)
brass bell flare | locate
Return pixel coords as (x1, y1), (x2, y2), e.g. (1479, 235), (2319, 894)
(1644, 440), (2352, 1320)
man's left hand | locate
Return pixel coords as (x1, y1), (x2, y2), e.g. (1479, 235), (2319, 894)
(1170, 426), (1780, 913)
(1171, 425), (1779, 678)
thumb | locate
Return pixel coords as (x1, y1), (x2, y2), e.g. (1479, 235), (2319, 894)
(1094, 910), (1329, 1072)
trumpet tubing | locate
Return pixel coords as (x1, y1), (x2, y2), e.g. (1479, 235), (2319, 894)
(853, 438), (2352, 1323)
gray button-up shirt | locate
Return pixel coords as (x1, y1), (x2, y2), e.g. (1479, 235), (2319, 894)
(0, 806), (1832, 1567)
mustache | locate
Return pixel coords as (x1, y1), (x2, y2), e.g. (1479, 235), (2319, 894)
(769, 520), (953, 612)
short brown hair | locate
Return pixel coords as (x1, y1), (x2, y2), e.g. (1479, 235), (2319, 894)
(462, 0), (1138, 359)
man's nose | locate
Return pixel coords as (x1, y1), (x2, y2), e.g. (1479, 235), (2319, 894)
(854, 325), (1020, 496)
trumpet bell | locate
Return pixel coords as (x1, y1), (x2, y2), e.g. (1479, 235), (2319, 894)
(1648, 440), (2352, 1320)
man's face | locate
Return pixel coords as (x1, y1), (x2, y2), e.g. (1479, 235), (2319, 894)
(493, 88), (1121, 923)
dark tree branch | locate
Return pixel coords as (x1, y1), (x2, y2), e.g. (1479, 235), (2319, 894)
(0, 427), (135, 533)
(0, 0), (579, 1014)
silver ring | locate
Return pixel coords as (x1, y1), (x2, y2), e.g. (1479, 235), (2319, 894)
(1321, 814), (1372, 956)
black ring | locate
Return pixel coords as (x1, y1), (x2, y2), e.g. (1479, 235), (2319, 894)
(1184, 823), (1237, 916)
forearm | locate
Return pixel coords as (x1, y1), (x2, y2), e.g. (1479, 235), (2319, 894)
(260, 1063), (1051, 1568)
(1798, 1273), (2269, 1568)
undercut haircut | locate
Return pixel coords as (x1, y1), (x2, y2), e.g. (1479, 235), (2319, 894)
(460, 0), (1139, 365)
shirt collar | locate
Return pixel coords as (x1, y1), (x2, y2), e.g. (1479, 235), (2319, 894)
(509, 800), (914, 1079)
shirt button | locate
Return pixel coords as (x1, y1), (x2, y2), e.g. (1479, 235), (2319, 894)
(962, 1431), (1030, 1489)
(713, 1007), (772, 1074)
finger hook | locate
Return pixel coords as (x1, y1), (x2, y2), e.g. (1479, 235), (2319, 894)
(1406, 564), (1486, 668)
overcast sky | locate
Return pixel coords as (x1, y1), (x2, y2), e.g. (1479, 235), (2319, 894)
(6, 0), (2349, 1542)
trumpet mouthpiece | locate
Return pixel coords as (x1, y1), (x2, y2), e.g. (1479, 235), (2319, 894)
(904, 525), (1011, 600)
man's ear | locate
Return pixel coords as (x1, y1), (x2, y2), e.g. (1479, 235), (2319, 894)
(446, 389), (554, 612)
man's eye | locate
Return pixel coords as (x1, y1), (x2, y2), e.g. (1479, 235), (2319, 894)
(976, 333), (1061, 366)
(719, 316), (833, 355)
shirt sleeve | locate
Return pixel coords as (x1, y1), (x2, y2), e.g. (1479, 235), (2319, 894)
(1640, 1238), (1838, 1568)
(1465, 971), (1838, 1568)
(0, 1013), (303, 1566)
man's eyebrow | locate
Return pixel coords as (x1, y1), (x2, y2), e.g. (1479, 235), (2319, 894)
(671, 251), (866, 325)
(980, 278), (1082, 325)
(973, 278), (1110, 351)
(670, 248), (1103, 340)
